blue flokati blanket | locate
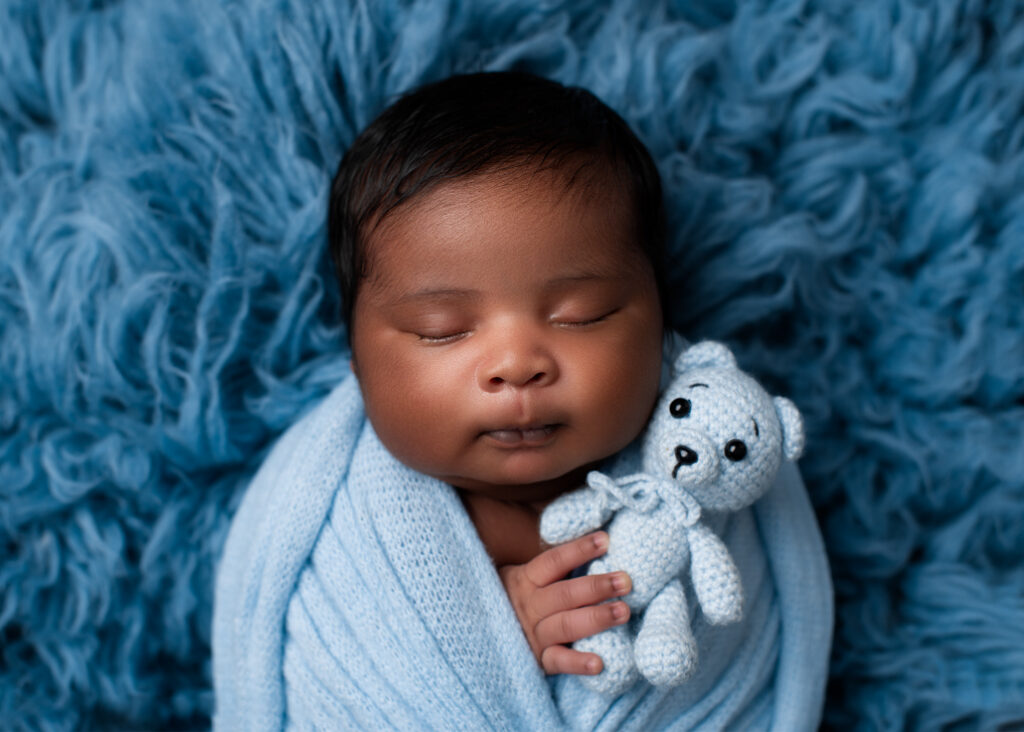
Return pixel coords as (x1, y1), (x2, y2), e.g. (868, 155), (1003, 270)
(213, 372), (832, 730)
(6, 1), (1024, 729)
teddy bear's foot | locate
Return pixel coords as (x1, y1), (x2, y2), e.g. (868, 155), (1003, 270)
(634, 579), (698, 687)
(635, 628), (697, 687)
(576, 624), (639, 696)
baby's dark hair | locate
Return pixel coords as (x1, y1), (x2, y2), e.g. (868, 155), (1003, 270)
(327, 71), (667, 339)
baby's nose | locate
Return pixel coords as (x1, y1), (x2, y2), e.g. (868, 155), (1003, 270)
(479, 340), (558, 391)
(488, 370), (550, 387)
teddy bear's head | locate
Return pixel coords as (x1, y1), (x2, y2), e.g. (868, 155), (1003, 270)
(642, 341), (804, 511)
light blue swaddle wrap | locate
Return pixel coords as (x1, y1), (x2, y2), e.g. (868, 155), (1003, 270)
(213, 367), (833, 730)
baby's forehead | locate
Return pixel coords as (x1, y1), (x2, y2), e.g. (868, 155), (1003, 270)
(362, 166), (639, 274)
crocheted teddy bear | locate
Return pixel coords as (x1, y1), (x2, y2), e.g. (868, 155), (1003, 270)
(540, 340), (805, 695)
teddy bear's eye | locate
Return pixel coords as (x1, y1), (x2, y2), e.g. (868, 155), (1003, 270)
(669, 398), (691, 418)
(724, 440), (747, 461)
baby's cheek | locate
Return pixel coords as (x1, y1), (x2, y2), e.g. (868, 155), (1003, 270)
(611, 348), (661, 425)
(358, 366), (434, 461)
(377, 388), (451, 461)
(580, 374), (658, 461)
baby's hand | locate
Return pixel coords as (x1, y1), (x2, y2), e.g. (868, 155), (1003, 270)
(499, 531), (631, 676)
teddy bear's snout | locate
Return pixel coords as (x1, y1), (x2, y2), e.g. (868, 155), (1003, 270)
(674, 445), (698, 472)
(668, 431), (718, 485)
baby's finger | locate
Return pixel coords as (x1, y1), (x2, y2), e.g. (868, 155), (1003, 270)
(535, 601), (630, 649)
(540, 645), (604, 676)
(533, 571), (631, 618)
(525, 532), (608, 587)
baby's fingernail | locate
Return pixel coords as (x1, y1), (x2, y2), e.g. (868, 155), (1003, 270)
(587, 658), (602, 674)
(612, 603), (629, 622)
(592, 533), (608, 550)
(611, 573), (629, 593)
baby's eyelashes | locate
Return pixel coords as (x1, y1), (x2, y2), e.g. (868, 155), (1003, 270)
(551, 308), (620, 328)
(415, 330), (471, 344)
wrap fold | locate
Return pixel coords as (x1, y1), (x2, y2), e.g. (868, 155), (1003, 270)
(213, 374), (833, 730)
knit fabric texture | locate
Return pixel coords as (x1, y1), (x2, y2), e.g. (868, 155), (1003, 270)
(540, 341), (807, 695)
(213, 363), (832, 730)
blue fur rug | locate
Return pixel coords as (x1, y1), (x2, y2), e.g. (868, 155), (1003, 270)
(2, 0), (1022, 729)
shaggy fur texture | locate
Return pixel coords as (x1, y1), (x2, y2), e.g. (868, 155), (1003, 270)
(1, 0), (1022, 728)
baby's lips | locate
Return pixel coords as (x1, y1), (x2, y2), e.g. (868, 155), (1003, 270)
(482, 425), (559, 446)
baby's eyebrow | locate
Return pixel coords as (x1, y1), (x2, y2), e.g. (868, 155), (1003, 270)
(546, 272), (620, 285)
(542, 272), (625, 293)
(394, 287), (479, 305)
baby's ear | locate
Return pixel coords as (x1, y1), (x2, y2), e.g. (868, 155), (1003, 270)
(674, 340), (737, 373)
(774, 396), (805, 461)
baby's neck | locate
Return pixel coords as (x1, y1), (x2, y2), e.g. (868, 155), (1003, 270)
(458, 492), (547, 567)
(457, 468), (589, 567)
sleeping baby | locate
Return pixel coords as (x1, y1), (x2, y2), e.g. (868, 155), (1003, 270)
(212, 71), (833, 730)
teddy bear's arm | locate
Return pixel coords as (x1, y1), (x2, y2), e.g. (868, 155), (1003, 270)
(687, 523), (744, 625)
(539, 480), (617, 545)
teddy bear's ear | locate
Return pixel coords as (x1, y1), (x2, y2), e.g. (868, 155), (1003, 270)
(674, 340), (737, 373)
(774, 396), (805, 461)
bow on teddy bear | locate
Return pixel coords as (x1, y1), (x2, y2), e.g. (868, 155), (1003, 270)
(540, 341), (805, 696)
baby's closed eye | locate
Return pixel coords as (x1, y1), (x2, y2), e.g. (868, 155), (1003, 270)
(416, 330), (471, 344)
(546, 277), (631, 328)
(402, 310), (474, 343)
(551, 307), (620, 328)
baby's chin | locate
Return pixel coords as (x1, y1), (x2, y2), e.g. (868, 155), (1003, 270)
(443, 462), (594, 504)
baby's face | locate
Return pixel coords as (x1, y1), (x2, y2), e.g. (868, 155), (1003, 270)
(350, 168), (663, 502)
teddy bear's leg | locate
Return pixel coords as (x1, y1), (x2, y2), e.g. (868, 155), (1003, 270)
(633, 579), (698, 687)
(576, 623), (638, 696)
(574, 558), (639, 696)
